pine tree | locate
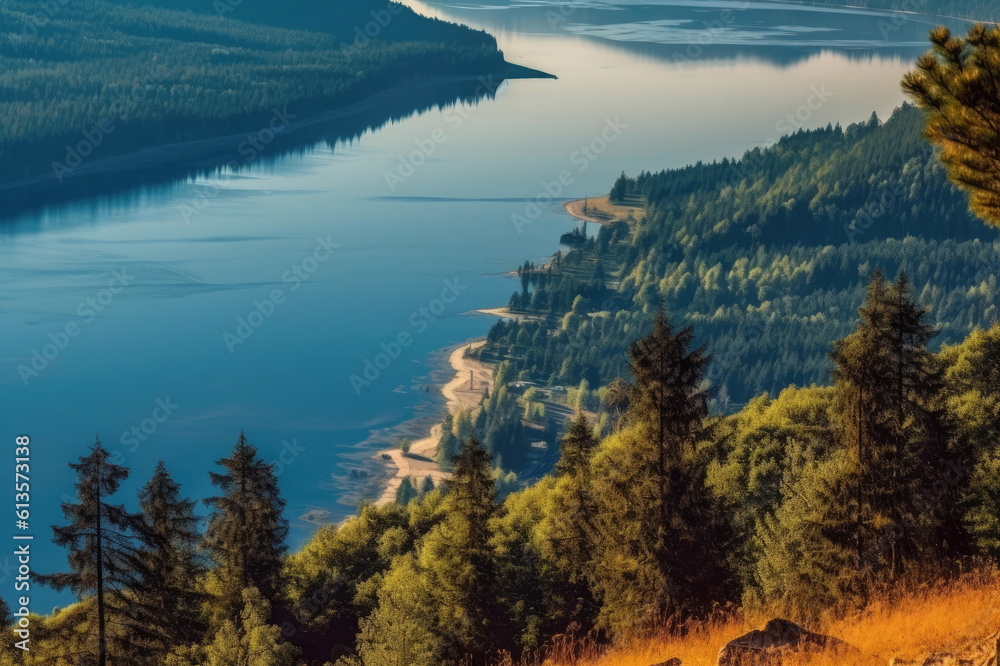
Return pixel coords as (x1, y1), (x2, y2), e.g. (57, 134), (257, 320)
(830, 271), (960, 583)
(546, 413), (599, 626)
(610, 171), (628, 203)
(38, 438), (138, 666)
(555, 411), (597, 480)
(903, 24), (1000, 227)
(129, 461), (206, 657)
(436, 413), (461, 470)
(627, 307), (711, 534)
(421, 438), (508, 664)
(590, 310), (729, 631)
(396, 477), (419, 505)
(203, 432), (288, 623)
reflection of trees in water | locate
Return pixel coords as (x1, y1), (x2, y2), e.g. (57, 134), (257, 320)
(0, 78), (499, 223)
(420, 1), (961, 68)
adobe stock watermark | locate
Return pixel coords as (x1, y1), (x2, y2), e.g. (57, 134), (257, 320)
(544, 0), (593, 30)
(179, 106), (298, 223)
(669, 0), (751, 69)
(272, 439), (306, 477)
(877, 0), (958, 41)
(512, 117), (628, 234)
(844, 181), (906, 242)
(222, 236), (339, 353)
(10, 0), (72, 55)
(51, 65), (168, 182)
(16, 267), (135, 386)
(724, 84), (835, 186)
(112, 397), (180, 464)
(339, 2), (405, 53)
(350, 278), (468, 395)
(384, 75), (505, 192)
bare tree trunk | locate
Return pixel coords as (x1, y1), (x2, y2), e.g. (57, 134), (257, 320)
(96, 454), (107, 666)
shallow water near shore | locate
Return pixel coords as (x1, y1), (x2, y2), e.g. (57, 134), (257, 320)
(0, 0), (966, 609)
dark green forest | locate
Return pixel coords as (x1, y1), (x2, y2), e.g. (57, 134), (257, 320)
(482, 104), (1000, 411)
(6, 14), (1000, 666)
(0, 0), (504, 183)
(790, 0), (1000, 22)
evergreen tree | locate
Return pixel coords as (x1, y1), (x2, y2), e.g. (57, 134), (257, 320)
(420, 438), (508, 664)
(627, 307), (711, 533)
(436, 413), (461, 470)
(830, 272), (961, 583)
(38, 438), (138, 666)
(546, 413), (599, 628)
(590, 311), (730, 631)
(164, 588), (299, 666)
(129, 461), (206, 657)
(610, 171), (628, 203)
(396, 477), (419, 505)
(203, 432), (288, 623)
(903, 24), (1000, 227)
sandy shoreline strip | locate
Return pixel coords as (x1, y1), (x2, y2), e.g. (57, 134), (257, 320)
(372, 340), (493, 506)
(563, 195), (643, 224)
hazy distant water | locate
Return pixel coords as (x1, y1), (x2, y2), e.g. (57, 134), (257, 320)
(0, 0), (962, 608)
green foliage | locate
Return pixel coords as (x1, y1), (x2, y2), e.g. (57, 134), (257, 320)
(165, 587), (299, 666)
(203, 432), (288, 623)
(940, 325), (1000, 560)
(588, 314), (732, 633)
(396, 477), (419, 505)
(0, 0), (503, 182)
(904, 25), (1000, 227)
(481, 105), (1000, 405)
(37, 438), (137, 665)
(355, 554), (440, 666)
(128, 461), (206, 658)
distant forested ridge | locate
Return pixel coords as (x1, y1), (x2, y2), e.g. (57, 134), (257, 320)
(125, 0), (496, 45)
(481, 105), (1000, 407)
(788, 0), (1000, 22)
(0, 0), (505, 184)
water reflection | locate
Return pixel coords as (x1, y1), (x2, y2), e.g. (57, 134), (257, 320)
(403, 0), (967, 66)
(0, 77), (504, 223)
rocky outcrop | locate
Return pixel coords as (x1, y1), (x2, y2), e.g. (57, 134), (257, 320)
(716, 619), (855, 665)
(649, 660), (681, 666)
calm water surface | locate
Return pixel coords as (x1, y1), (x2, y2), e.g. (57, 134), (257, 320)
(0, 0), (963, 607)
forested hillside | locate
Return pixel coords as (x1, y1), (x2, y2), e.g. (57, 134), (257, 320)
(0, 0), (504, 183)
(125, 0), (494, 45)
(481, 105), (1000, 407)
(790, 0), (1000, 22)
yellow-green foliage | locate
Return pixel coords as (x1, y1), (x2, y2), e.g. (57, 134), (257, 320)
(165, 588), (298, 666)
(940, 324), (1000, 559)
(281, 502), (411, 629)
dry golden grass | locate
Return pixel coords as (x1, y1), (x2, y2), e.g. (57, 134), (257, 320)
(563, 196), (643, 225)
(539, 573), (1000, 666)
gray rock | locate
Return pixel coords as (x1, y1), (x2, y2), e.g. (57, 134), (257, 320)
(650, 660), (681, 666)
(717, 619), (854, 666)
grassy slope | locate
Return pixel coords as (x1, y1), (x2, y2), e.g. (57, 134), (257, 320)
(545, 575), (1000, 666)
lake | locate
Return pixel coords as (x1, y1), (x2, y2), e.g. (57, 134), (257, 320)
(0, 0), (963, 609)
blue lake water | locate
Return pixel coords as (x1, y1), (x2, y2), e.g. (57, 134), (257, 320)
(0, 0), (966, 609)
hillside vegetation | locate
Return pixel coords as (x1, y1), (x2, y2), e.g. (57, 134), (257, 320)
(542, 574), (1000, 666)
(481, 105), (999, 409)
(0, 0), (503, 183)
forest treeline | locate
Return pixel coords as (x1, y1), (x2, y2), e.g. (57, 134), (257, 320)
(4, 286), (999, 665)
(7, 17), (1000, 666)
(789, 0), (1000, 22)
(0, 0), (503, 183)
(481, 104), (999, 408)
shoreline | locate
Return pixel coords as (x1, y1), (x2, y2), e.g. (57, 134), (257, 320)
(0, 64), (554, 212)
(371, 340), (493, 507)
(563, 195), (644, 225)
